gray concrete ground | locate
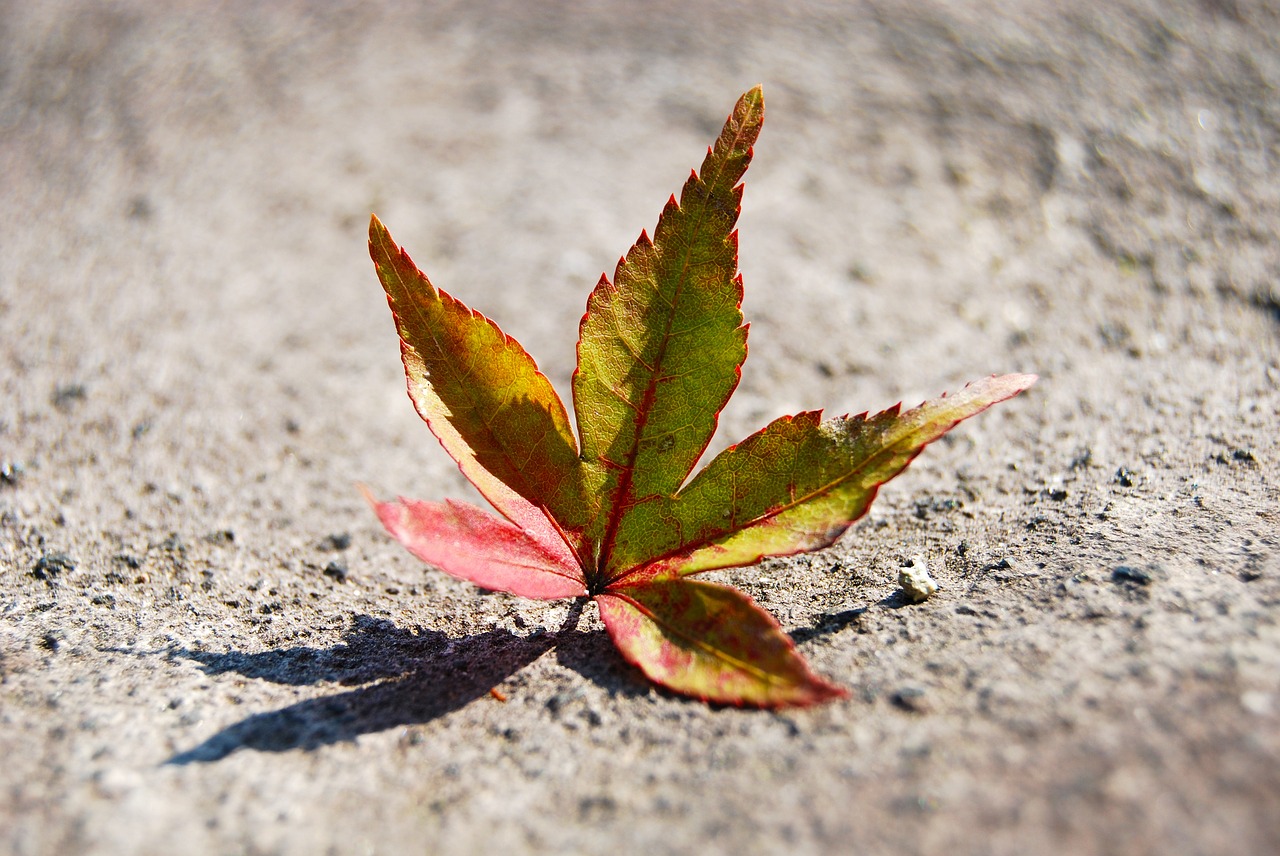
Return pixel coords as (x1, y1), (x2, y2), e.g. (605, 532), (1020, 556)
(2, 2), (1278, 853)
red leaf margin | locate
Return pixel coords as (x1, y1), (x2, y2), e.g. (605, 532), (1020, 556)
(596, 578), (848, 708)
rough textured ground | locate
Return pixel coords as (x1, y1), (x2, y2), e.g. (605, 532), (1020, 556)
(2, 2), (1278, 854)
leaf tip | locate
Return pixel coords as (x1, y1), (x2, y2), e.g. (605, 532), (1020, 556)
(971, 372), (1038, 403)
(736, 84), (765, 123)
(805, 680), (852, 706)
(731, 85), (764, 113)
(1008, 372), (1039, 391)
(368, 213), (390, 245)
(355, 482), (379, 508)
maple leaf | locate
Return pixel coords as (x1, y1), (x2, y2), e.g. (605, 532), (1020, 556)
(366, 86), (1036, 708)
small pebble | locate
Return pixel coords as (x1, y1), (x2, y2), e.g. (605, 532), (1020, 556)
(891, 686), (929, 713)
(52, 383), (86, 409)
(322, 532), (352, 551)
(0, 461), (23, 486)
(1241, 691), (1273, 716)
(32, 553), (75, 581)
(899, 556), (939, 604)
(1112, 565), (1154, 586)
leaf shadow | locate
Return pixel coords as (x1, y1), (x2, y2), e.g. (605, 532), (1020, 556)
(173, 614), (454, 688)
(163, 604), (645, 765)
(551, 621), (653, 696)
(788, 590), (919, 645)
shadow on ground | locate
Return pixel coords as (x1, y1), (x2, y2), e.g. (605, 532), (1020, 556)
(159, 592), (886, 764)
(162, 604), (655, 764)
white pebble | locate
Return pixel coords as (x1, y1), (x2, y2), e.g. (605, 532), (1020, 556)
(899, 555), (939, 604)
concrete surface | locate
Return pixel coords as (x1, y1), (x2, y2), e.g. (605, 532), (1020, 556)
(2, 2), (1278, 853)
